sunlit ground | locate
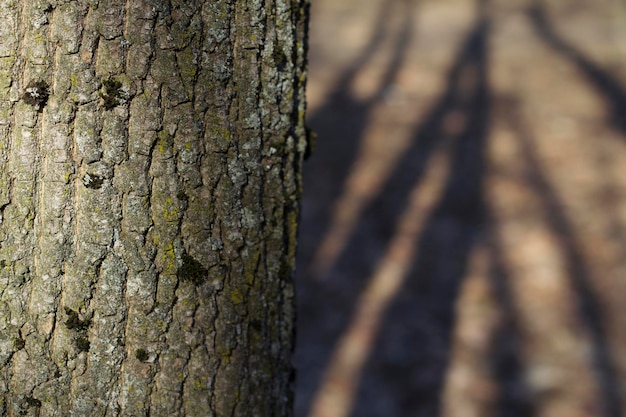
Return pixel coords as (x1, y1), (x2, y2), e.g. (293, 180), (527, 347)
(295, 0), (626, 416)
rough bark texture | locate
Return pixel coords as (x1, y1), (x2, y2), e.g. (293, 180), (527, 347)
(0, 0), (308, 415)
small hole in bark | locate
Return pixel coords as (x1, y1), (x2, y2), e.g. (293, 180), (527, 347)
(25, 396), (41, 408)
(100, 78), (124, 109)
(135, 348), (149, 362)
(82, 173), (104, 189)
(14, 337), (25, 350)
(22, 80), (49, 110)
(64, 307), (91, 331)
(75, 336), (90, 352)
(178, 252), (208, 285)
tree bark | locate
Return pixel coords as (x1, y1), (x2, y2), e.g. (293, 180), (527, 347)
(0, 0), (308, 416)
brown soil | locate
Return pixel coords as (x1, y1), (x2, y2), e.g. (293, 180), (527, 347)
(294, 0), (626, 416)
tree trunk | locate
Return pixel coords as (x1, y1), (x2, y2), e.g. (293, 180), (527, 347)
(0, 0), (308, 415)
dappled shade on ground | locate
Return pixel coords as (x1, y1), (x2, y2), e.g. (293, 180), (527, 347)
(295, 0), (626, 416)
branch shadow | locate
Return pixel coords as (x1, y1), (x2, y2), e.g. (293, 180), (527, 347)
(296, 1), (626, 415)
(589, 146), (626, 260)
(500, 94), (623, 417)
(485, 220), (537, 417)
(298, 0), (412, 271)
(295, 1), (417, 414)
(345, 16), (491, 417)
(527, 2), (626, 132)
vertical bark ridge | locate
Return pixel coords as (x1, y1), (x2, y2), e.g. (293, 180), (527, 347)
(7, 0), (60, 414)
(0, 5), (21, 404)
(0, 2), (19, 409)
(62, 1), (127, 415)
(118, 0), (160, 413)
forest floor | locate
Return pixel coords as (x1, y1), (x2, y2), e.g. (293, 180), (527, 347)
(294, 0), (626, 416)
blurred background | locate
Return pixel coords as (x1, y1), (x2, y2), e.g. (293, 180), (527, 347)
(293, 0), (626, 416)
